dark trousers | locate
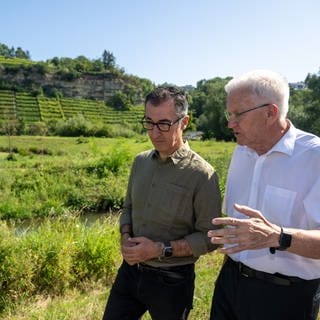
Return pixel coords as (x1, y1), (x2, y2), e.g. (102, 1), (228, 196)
(103, 260), (195, 320)
(210, 257), (320, 320)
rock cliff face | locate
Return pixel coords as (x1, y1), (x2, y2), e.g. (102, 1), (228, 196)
(0, 68), (135, 101)
(44, 73), (126, 100)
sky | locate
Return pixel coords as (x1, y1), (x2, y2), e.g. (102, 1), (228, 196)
(1, 0), (320, 87)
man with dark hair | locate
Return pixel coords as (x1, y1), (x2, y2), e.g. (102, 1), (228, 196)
(103, 86), (222, 320)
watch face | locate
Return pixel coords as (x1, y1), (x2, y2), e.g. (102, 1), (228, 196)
(280, 232), (292, 248)
(278, 230), (292, 250)
(164, 246), (173, 257)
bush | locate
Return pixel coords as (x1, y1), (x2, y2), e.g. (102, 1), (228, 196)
(107, 91), (132, 110)
(55, 115), (91, 136)
(26, 121), (48, 136)
(0, 216), (120, 312)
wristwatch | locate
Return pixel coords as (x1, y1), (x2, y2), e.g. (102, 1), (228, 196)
(270, 227), (292, 254)
(277, 228), (292, 250)
(163, 241), (173, 257)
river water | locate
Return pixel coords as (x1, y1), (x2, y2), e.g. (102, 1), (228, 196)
(8, 211), (113, 235)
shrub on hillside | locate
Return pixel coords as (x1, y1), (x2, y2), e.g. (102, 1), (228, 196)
(26, 121), (48, 136)
(50, 116), (139, 138)
(55, 115), (91, 136)
(107, 91), (132, 110)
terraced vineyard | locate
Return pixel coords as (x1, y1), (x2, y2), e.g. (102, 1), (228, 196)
(38, 96), (64, 122)
(16, 92), (41, 124)
(0, 89), (144, 125)
(0, 56), (35, 66)
(0, 90), (16, 120)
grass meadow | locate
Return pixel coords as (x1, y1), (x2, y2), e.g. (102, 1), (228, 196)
(0, 134), (233, 319)
(2, 135), (317, 320)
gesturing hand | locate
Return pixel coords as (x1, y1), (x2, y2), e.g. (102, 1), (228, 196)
(207, 203), (281, 254)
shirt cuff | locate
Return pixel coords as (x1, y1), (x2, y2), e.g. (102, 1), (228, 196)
(120, 211), (132, 227)
(185, 232), (215, 257)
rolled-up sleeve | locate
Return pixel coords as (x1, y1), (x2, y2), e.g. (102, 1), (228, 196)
(119, 159), (136, 227)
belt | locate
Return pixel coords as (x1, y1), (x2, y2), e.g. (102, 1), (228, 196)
(228, 258), (305, 286)
(136, 263), (194, 280)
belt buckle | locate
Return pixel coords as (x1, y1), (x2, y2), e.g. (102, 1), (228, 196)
(238, 262), (249, 277)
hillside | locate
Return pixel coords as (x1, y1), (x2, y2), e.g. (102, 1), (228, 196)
(0, 89), (144, 126)
(0, 53), (151, 130)
(0, 55), (153, 102)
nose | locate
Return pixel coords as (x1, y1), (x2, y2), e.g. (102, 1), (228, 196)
(228, 117), (240, 130)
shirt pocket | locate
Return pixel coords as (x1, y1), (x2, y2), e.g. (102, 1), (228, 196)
(156, 183), (191, 224)
(261, 185), (297, 226)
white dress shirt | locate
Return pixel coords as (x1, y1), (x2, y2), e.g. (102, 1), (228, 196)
(225, 123), (320, 280)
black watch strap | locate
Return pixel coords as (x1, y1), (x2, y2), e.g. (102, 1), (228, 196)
(270, 227), (292, 254)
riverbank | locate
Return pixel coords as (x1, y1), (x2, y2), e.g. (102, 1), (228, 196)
(0, 251), (224, 320)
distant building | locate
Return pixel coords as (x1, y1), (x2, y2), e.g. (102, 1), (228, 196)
(290, 81), (306, 90)
(181, 85), (195, 92)
(183, 131), (203, 140)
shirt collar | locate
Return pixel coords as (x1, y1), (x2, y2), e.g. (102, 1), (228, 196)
(151, 141), (190, 164)
(244, 121), (297, 157)
(266, 121), (296, 156)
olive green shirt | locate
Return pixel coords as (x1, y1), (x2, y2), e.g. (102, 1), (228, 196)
(120, 142), (222, 267)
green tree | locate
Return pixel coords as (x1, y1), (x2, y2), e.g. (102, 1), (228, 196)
(193, 77), (233, 140)
(0, 43), (11, 57)
(74, 55), (91, 73)
(91, 59), (104, 72)
(190, 88), (207, 118)
(304, 71), (320, 135)
(102, 50), (116, 69)
(288, 86), (311, 131)
(15, 47), (30, 59)
(107, 91), (131, 110)
(0, 111), (20, 155)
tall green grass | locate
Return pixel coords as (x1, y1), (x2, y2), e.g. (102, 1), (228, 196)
(0, 136), (235, 219)
(0, 215), (120, 313)
(0, 135), (236, 318)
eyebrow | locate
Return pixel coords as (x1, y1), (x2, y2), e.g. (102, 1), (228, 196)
(145, 117), (172, 122)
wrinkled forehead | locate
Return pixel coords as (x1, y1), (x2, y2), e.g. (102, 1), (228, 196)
(227, 89), (260, 109)
(145, 99), (177, 120)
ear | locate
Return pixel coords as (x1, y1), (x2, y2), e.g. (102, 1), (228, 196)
(181, 115), (189, 129)
(266, 104), (279, 123)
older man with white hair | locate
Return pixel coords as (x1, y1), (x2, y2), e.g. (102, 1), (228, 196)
(208, 69), (320, 320)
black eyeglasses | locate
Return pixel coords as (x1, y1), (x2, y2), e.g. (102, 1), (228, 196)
(225, 103), (271, 121)
(141, 116), (184, 132)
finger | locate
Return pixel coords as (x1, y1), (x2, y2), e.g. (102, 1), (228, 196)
(129, 236), (142, 243)
(210, 237), (239, 245)
(122, 245), (137, 255)
(212, 217), (240, 226)
(218, 243), (247, 254)
(234, 203), (264, 220)
(208, 228), (238, 238)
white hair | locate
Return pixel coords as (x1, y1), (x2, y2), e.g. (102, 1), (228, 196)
(225, 69), (290, 120)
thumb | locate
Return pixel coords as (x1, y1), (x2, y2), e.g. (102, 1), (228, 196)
(128, 236), (144, 244)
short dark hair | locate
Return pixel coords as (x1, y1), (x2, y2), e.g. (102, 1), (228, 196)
(144, 86), (188, 116)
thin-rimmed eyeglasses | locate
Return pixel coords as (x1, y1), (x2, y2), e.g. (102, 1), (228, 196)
(225, 103), (271, 121)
